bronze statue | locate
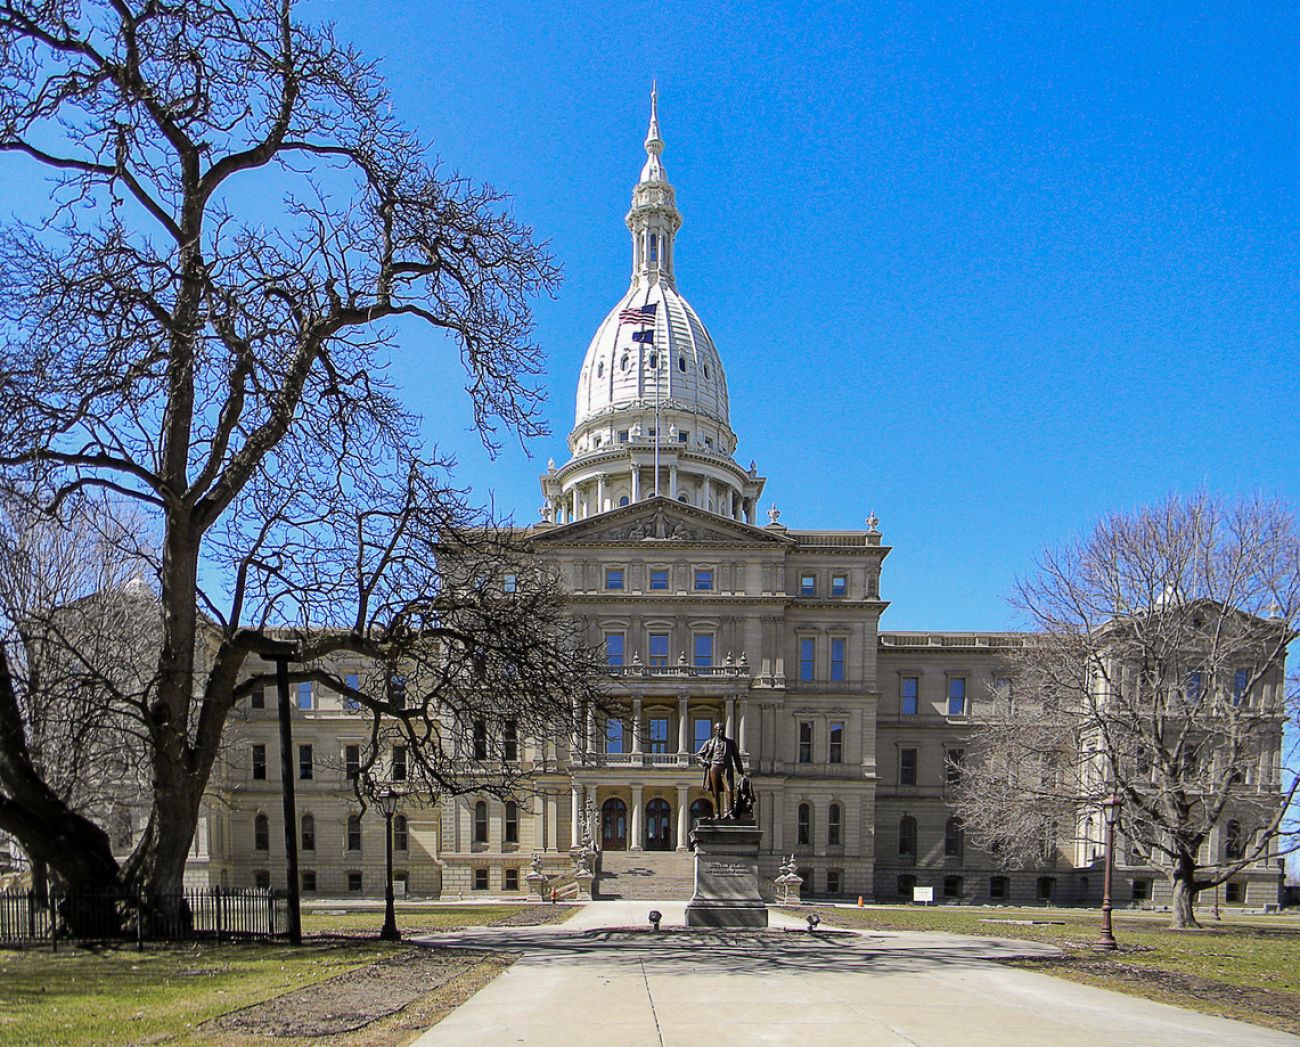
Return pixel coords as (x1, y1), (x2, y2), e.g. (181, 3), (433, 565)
(697, 722), (745, 820)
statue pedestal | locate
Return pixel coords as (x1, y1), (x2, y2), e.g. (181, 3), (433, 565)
(685, 821), (768, 928)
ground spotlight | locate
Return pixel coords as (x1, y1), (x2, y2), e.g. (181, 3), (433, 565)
(649, 909), (662, 932)
(806, 913), (821, 932)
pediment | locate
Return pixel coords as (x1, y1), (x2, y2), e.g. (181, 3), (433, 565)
(530, 497), (791, 547)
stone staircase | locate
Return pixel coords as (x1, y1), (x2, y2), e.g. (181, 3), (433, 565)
(596, 850), (695, 900)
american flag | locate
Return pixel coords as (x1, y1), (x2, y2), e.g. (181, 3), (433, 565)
(618, 303), (657, 325)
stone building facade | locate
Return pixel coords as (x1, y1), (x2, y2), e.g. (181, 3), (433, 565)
(189, 94), (1285, 909)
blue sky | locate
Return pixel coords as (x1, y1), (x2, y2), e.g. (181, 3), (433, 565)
(315, 1), (1299, 631)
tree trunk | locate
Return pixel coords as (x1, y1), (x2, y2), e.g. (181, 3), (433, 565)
(1170, 857), (1201, 929)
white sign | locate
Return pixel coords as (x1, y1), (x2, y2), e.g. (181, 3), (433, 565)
(912, 886), (934, 904)
(395, 878), (407, 897)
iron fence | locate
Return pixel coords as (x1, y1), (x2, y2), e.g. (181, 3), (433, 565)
(0, 887), (290, 947)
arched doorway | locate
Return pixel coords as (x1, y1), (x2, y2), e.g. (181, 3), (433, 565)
(601, 797), (628, 851)
(645, 798), (672, 851)
(689, 798), (713, 831)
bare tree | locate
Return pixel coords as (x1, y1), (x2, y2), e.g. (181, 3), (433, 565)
(955, 493), (1300, 928)
(0, 0), (596, 910)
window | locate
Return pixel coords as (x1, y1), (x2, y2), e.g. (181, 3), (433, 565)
(505, 801), (519, 844)
(831, 574), (847, 597)
(296, 681), (313, 711)
(301, 814), (315, 852)
(1225, 881), (1243, 903)
(693, 633), (714, 668)
(503, 573), (518, 593)
(897, 874), (916, 898)
(820, 639), (843, 685)
(828, 803), (842, 846)
(605, 567), (624, 591)
(800, 574), (816, 596)
(1131, 878), (1150, 902)
(252, 744), (267, 781)
(254, 869), (271, 889)
(677, 430), (689, 444)
(1233, 668), (1249, 706)
(503, 720), (518, 762)
(947, 678), (967, 717)
(797, 803), (811, 846)
(649, 717), (669, 754)
(474, 801), (489, 844)
(302, 870), (317, 893)
(343, 672), (361, 712)
(298, 744), (313, 780)
(678, 356), (686, 372)
(946, 749), (965, 786)
(1186, 670), (1204, 703)
(943, 875), (963, 899)
(826, 869), (842, 895)
(993, 677), (1013, 703)
(648, 632), (669, 667)
(618, 430), (629, 443)
(385, 672), (406, 709)
(505, 868), (520, 891)
(473, 720), (488, 760)
(345, 744), (360, 781)
(392, 745), (408, 782)
(394, 814), (409, 851)
(989, 876), (1008, 900)
(693, 718), (714, 752)
(473, 868), (489, 891)
(799, 638), (815, 681)
(348, 871), (363, 893)
(693, 568), (714, 591)
(347, 814), (362, 852)
(829, 721), (844, 764)
(1225, 820), (1245, 861)
(901, 676), (919, 716)
(254, 814), (269, 851)
(944, 818), (964, 858)
(649, 569), (669, 590)
(605, 719), (626, 754)
(251, 687), (265, 710)
(649, 233), (658, 261)
(1037, 877), (1056, 901)
(899, 748), (917, 786)
(898, 816), (917, 859)
(604, 632), (625, 668)
(798, 721), (813, 763)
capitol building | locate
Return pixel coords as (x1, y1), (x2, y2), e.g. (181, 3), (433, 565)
(192, 95), (1284, 909)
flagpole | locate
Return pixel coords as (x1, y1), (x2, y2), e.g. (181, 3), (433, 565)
(653, 326), (660, 498)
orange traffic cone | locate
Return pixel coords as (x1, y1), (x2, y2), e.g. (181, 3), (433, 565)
(857, 895), (864, 907)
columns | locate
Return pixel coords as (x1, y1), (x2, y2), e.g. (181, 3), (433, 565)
(570, 782), (581, 848)
(632, 696), (644, 754)
(738, 698), (747, 754)
(569, 488), (577, 523)
(596, 474), (606, 513)
(676, 783), (690, 853)
(725, 696), (736, 736)
(630, 784), (644, 851)
(677, 694), (689, 754)
(669, 463), (678, 499)
(631, 465), (641, 502)
(546, 792), (558, 852)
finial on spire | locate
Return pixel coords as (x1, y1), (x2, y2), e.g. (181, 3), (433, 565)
(645, 80), (663, 158)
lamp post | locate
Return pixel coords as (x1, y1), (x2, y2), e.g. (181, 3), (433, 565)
(1095, 793), (1123, 952)
(375, 787), (403, 942)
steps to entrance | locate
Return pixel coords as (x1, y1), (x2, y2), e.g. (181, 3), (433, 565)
(596, 850), (695, 901)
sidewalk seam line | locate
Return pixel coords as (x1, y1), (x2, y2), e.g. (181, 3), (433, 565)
(640, 958), (665, 1047)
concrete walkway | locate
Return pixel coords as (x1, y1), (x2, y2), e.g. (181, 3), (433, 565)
(412, 900), (1298, 1046)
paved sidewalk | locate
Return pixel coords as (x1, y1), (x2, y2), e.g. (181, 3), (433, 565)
(412, 901), (1298, 1046)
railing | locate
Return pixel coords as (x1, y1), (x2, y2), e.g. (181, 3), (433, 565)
(879, 633), (1023, 648)
(0, 888), (289, 946)
(585, 752), (695, 768)
(607, 664), (749, 679)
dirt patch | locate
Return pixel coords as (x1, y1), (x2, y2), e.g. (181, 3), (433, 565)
(1010, 953), (1300, 1037)
(489, 904), (580, 928)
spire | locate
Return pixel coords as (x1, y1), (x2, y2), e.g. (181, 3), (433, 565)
(640, 81), (667, 184)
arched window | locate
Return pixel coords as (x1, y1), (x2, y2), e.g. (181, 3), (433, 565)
(620, 354), (630, 371)
(649, 233), (658, 261)
(347, 814), (362, 851)
(300, 814), (315, 852)
(703, 364), (710, 379)
(597, 361), (604, 378)
(618, 495), (630, 507)
(827, 803), (842, 846)
(678, 356), (686, 372)
(898, 815), (917, 860)
(505, 801), (519, 844)
(944, 817), (964, 858)
(474, 800), (489, 844)
(254, 813), (269, 851)
(797, 803), (812, 846)
(393, 814), (408, 851)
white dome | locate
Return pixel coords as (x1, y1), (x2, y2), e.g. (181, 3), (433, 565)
(574, 280), (730, 430)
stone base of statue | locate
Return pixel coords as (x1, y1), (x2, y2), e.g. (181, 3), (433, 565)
(525, 871), (549, 900)
(685, 820), (768, 929)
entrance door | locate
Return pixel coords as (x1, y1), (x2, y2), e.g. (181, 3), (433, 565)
(645, 798), (672, 851)
(601, 797), (628, 851)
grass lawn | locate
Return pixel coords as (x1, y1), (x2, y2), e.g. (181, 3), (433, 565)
(0, 903), (563, 1046)
(812, 904), (1300, 1035)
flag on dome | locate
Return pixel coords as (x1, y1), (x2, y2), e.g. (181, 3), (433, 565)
(631, 329), (654, 344)
(619, 303), (657, 325)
